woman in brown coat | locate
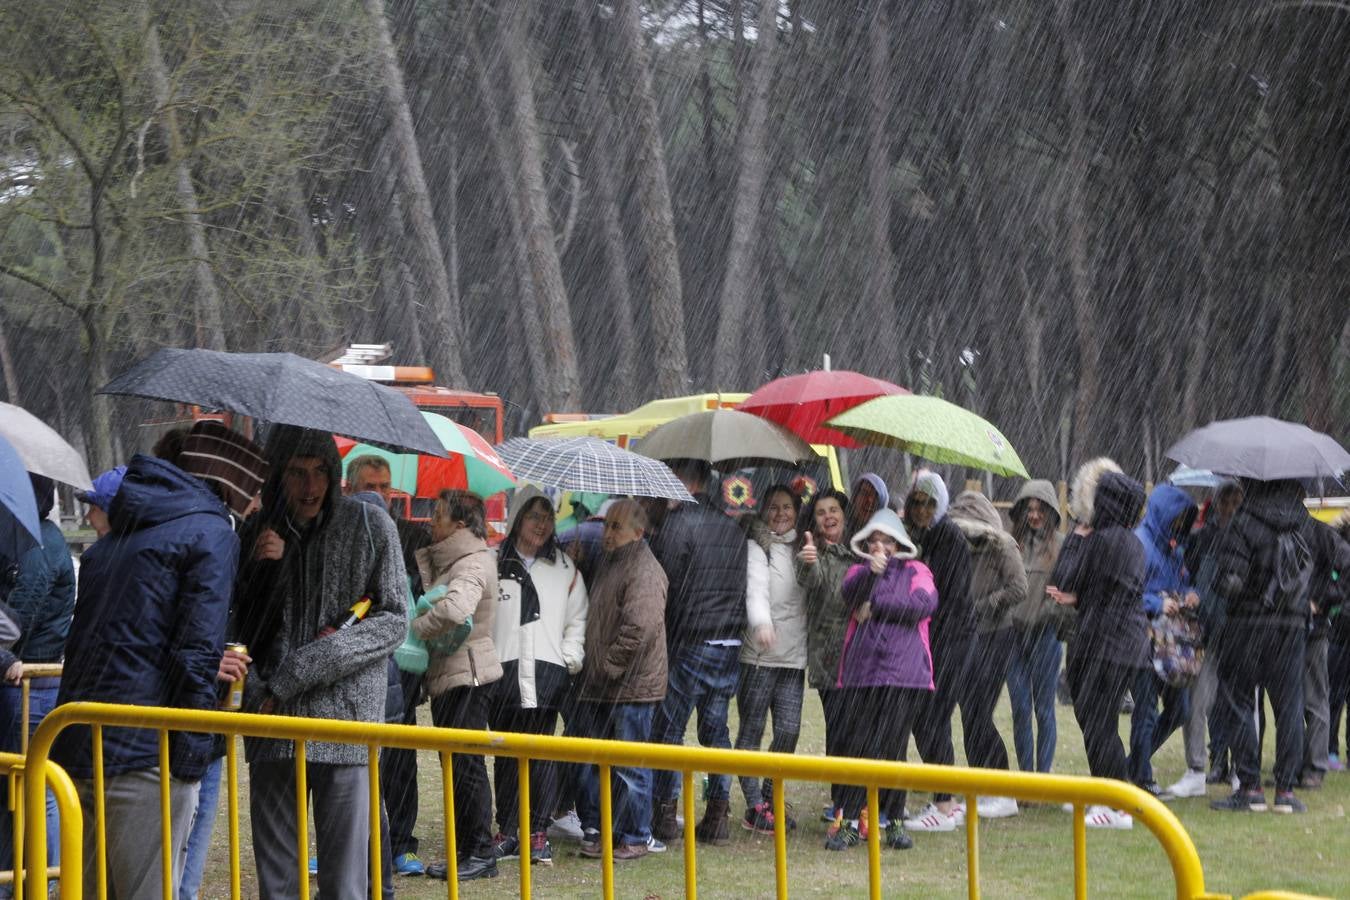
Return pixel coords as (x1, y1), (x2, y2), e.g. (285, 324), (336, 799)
(413, 490), (503, 882)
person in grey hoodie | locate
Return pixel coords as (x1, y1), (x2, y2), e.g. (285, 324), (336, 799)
(1007, 480), (1065, 776)
(234, 426), (407, 900)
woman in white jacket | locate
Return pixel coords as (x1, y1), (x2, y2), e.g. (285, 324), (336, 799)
(487, 486), (588, 867)
(734, 484), (808, 833)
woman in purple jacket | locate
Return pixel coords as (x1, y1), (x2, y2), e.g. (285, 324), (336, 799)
(824, 509), (937, 853)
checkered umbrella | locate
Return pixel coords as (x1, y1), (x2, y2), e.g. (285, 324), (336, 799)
(98, 349), (446, 457)
(495, 437), (694, 501)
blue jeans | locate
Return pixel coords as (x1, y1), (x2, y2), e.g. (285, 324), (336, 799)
(0, 682), (59, 887)
(650, 643), (739, 803)
(1007, 625), (1061, 773)
(576, 702), (655, 846)
(1129, 668), (1189, 785)
(178, 756), (222, 899)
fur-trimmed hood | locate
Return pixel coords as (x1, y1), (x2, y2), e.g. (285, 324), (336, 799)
(849, 508), (919, 560)
(1069, 457), (1122, 524)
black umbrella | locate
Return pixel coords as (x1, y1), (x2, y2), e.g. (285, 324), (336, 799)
(1165, 416), (1350, 482)
(99, 349), (446, 458)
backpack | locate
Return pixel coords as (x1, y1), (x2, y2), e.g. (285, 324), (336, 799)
(1261, 531), (1313, 616)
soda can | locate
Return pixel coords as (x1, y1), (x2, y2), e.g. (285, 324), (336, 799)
(220, 643), (248, 710)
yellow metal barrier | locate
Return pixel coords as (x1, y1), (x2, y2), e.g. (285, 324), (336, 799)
(15, 701), (1316, 900)
(0, 752), (80, 899)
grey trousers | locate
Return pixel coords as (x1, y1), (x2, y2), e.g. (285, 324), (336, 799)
(1304, 631), (1330, 776)
(250, 761), (369, 900)
(1183, 652), (1221, 772)
(75, 769), (199, 900)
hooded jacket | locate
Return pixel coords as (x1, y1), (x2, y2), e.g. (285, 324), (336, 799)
(234, 427), (407, 767)
(948, 492), (1027, 634)
(53, 455), (238, 781)
(1008, 480), (1064, 630)
(741, 517), (807, 669)
(1134, 484), (1197, 617)
(492, 486), (588, 709)
(904, 471), (975, 646)
(7, 476), (75, 662)
(650, 493), (748, 644)
(1058, 472), (1148, 668)
(415, 528), (504, 696)
(838, 509), (937, 690)
(847, 473), (890, 535)
(1215, 478), (1315, 628)
(581, 537), (667, 703)
(1050, 458), (1123, 638)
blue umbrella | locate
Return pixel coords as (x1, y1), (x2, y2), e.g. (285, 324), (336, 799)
(0, 434), (41, 564)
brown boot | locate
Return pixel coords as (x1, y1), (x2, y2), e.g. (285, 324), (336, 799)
(653, 798), (681, 842)
(694, 797), (730, 846)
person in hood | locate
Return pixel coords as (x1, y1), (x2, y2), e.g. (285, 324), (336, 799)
(53, 423), (267, 898)
(1007, 480), (1065, 776)
(902, 470), (975, 833)
(1127, 485), (1199, 798)
(734, 485), (806, 834)
(949, 490), (1027, 820)
(486, 486), (587, 868)
(1329, 516), (1350, 776)
(846, 473), (889, 539)
(233, 426), (407, 897)
(796, 488), (852, 820)
(823, 509), (936, 853)
(648, 460), (748, 847)
(1301, 520), (1350, 790)
(1210, 478), (1314, 814)
(1176, 479), (1243, 792)
(1048, 471), (1147, 830)
(76, 465), (127, 538)
(411, 490), (504, 883)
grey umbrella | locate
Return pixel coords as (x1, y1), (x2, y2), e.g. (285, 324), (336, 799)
(635, 409), (815, 467)
(1165, 416), (1350, 481)
(0, 401), (93, 490)
(99, 349), (446, 457)
(496, 436), (694, 501)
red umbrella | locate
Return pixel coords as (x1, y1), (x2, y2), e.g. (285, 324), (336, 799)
(739, 370), (910, 447)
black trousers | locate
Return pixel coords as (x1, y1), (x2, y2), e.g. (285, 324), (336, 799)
(835, 686), (925, 821)
(961, 628), (1015, 771)
(1066, 651), (1135, 783)
(486, 678), (560, 835)
(430, 686), (494, 859)
(818, 688), (847, 811)
(913, 633), (974, 802)
(380, 668), (423, 857)
(1218, 621), (1306, 793)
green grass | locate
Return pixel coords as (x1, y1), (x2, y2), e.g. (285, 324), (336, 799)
(198, 694), (1350, 899)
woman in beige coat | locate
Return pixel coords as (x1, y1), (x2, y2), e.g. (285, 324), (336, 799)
(412, 490), (503, 882)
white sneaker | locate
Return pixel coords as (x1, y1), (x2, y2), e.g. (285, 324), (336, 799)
(949, 802), (966, 824)
(1230, 772), (1240, 793)
(547, 810), (583, 843)
(976, 796), (1019, 819)
(646, 835), (667, 853)
(1084, 805), (1133, 830)
(1167, 769), (1207, 799)
(903, 803), (958, 832)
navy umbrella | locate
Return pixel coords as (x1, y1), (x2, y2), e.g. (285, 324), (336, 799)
(99, 349), (446, 458)
(0, 434), (42, 563)
(1165, 416), (1350, 482)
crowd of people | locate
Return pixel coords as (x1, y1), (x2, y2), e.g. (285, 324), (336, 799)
(1, 421), (1348, 896)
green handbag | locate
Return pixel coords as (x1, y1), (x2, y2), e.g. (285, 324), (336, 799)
(414, 584), (474, 657)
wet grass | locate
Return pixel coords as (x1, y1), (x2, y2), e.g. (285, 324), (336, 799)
(198, 694), (1349, 899)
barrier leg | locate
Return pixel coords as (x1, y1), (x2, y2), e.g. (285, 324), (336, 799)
(966, 793), (980, 900)
(682, 770), (696, 900)
(599, 763), (613, 900)
(227, 738), (241, 900)
(295, 742), (309, 900)
(866, 785), (881, 900)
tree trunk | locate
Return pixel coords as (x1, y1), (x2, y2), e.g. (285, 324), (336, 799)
(500, 3), (582, 408)
(378, 138), (427, 365)
(144, 21), (228, 352)
(863, 6), (896, 369)
(364, 0), (467, 385)
(713, 0), (777, 385)
(0, 304), (19, 405)
(613, 0), (689, 395)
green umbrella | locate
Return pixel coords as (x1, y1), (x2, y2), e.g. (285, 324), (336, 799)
(341, 411), (517, 498)
(826, 395), (1030, 478)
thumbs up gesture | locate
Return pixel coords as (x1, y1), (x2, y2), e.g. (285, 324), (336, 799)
(798, 531), (818, 566)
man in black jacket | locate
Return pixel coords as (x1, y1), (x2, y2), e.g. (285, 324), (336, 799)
(1211, 478), (1314, 814)
(648, 460), (747, 845)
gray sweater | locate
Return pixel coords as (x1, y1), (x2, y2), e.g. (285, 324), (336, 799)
(244, 497), (408, 765)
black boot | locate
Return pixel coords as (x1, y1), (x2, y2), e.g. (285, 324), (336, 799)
(694, 797), (730, 846)
(653, 798), (681, 842)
